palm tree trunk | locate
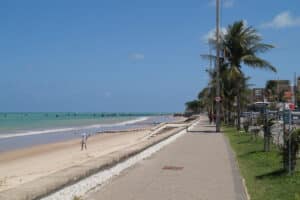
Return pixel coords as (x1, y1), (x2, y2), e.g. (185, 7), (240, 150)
(221, 102), (225, 124)
(224, 101), (228, 125)
(227, 101), (232, 125)
(237, 90), (241, 131)
(263, 109), (271, 152)
(227, 101), (230, 125)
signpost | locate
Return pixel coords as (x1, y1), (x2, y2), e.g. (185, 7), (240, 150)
(283, 110), (291, 124)
(215, 96), (221, 102)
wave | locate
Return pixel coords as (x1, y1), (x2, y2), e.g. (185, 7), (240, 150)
(0, 117), (149, 139)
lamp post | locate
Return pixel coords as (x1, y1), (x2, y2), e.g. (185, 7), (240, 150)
(215, 0), (221, 132)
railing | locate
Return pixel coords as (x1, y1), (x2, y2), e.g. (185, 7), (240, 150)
(241, 110), (300, 146)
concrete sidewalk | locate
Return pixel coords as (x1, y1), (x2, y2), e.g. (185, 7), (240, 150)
(85, 117), (247, 200)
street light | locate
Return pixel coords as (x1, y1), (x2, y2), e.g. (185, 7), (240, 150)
(215, 0), (221, 132)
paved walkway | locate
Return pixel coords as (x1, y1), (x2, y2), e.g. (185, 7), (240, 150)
(85, 117), (247, 200)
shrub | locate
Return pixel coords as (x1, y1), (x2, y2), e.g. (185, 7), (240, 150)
(243, 120), (250, 133)
(282, 128), (300, 172)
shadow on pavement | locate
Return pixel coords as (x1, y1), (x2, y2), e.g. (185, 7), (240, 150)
(201, 125), (217, 128)
(187, 130), (218, 134)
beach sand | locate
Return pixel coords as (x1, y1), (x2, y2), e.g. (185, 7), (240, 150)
(0, 129), (151, 192)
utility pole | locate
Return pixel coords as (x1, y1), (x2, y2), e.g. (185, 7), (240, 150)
(215, 0), (221, 132)
(209, 45), (214, 117)
(277, 77), (280, 120)
(294, 72), (297, 107)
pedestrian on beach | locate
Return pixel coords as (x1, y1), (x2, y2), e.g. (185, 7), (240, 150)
(81, 132), (88, 150)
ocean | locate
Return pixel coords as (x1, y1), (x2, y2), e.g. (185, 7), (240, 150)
(0, 112), (175, 152)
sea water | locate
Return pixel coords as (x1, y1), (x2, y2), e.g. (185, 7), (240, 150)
(0, 112), (174, 152)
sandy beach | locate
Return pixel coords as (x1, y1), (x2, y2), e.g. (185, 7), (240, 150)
(0, 129), (152, 192)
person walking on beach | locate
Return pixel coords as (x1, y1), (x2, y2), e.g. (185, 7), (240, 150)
(81, 132), (88, 150)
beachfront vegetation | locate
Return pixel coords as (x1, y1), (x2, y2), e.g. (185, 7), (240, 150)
(193, 20), (277, 130)
(282, 129), (300, 172)
(186, 19), (300, 198)
(265, 80), (278, 102)
(185, 100), (203, 114)
(224, 127), (300, 200)
(221, 21), (276, 130)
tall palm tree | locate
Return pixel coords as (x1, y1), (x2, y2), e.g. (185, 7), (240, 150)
(223, 72), (252, 125)
(222, 20), (277, 130)
(198, 86), (214, 114)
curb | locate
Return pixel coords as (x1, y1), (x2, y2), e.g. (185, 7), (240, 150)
(242, 178), (251, 200)
(222, 133), (249, 200)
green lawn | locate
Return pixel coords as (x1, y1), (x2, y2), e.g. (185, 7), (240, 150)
(224, 126), (300, 200)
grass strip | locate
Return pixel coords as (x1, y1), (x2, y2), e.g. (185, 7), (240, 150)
(223, 126), (300, 200)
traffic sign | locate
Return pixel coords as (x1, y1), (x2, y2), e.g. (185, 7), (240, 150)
(283, 110), (291, 124)
(289, 103), (295, 111)
(215, 96), (221, 102)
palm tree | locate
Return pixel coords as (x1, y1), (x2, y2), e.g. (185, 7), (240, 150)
(222, 20), (277, 130)
(198, 87), (214, 115)
(185, 100), (201, 114)
(265, 80), (278, 102)
(185, 86), (215, 117)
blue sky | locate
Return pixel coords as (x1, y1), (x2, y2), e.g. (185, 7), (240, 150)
(0, 0), (299, 112)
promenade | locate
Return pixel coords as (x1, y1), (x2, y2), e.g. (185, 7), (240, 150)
(85, 117), (247, 200)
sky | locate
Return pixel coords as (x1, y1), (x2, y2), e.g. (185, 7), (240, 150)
(0, 0), (299, 112)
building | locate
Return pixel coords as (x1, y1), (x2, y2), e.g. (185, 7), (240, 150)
(269, 80), (290, 93)
(277, 80), (291, 93)
(298, 77), (300, 92)
(265, 80), (291, 102)
(252, 88), (265, 102)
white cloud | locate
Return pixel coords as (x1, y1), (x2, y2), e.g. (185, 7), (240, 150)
(202, 27), (227, 43)
(262, 11), (300, 29)
(129, 53), (144, 61)
(209, 0), (234, 8)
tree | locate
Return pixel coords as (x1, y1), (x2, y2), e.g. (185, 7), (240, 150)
(265, 80), (278, 102)
(185, 100), (201, 114)
(221, 20), (277, 130)
(198, 87), (214, 114)
(282, 128), (300, 173)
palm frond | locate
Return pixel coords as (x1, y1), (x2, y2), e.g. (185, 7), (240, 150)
(249, 43), (275, 53)
(201, 54), (217, 61)
(242, 55), (277, 72)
